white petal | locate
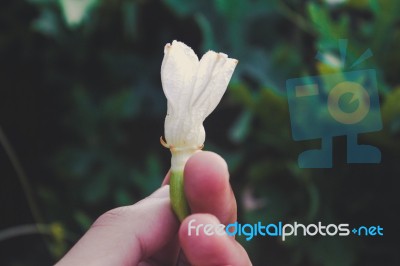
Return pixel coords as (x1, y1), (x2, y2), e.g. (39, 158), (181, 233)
(161, 40), (199, 115)
(164, 114), (205, 147)
(191, 51), (238, 120)
(203, 56), (237, 118)
(189, 51), (219, 108)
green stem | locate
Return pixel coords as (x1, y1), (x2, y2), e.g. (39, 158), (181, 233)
(0, 126), (44, 225)
(170, 170), (189, 221)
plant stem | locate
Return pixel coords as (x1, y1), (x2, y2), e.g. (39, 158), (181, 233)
(0, 224), (50, 242)
(0, 126), (44, 225)
(170, 170), (189, 221)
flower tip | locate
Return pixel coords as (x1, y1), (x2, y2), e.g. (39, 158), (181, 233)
(170, 40), (188, 50)
(218, 52), (228, 58)
(164, 43), (171, 53)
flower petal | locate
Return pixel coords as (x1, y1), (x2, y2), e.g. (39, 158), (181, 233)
(161, 40), (199, 115)
(189, 51), (219, 108)
(191, 51), (238, 120)
(203, 55), (237, 118)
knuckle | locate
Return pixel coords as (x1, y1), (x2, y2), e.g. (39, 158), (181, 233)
(91, 206), (132, 228)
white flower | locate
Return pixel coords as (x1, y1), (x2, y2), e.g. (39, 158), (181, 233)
(161, 40), (238, 171)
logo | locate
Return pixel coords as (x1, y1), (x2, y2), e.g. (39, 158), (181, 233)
(187, 219), (384, 241)
(327, 81), (370, 124)
(286, 40), (382, 168)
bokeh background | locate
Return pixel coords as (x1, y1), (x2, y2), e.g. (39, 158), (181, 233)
(1, 0), (400, 265)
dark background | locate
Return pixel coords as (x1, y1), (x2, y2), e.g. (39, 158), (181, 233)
(0, 0), (399, 265)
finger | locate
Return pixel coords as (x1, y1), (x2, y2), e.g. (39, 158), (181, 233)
(150, 185), (170, 198)
(57, 186), (179, 266)
(184, 151), (237, 224)
(179, 214), (252, 266)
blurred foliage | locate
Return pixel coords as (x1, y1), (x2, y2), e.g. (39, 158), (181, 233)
(1, 0), (400, 265)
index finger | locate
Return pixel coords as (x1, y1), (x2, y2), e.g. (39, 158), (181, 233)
(183, 151), (237, 225)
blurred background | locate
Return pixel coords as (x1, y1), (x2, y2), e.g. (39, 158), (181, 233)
(1, 0), (399, 265)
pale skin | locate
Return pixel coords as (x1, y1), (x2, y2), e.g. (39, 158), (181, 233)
(57, 151), (252, 266)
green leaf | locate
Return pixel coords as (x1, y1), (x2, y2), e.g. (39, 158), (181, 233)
(194, 13), (216, 52)
(31, 8), (61, 38)
(122, 1), (138, 41)
(229, 110), (252, 143)
(114, 188), (134, 206)
(74, 210), (92, 230)
(229, 83), (254, 109)
(163, 0), (199, 16)
(214, 0), (246, 19)
(58, 0), (100, 28)
(307, 3), (350, 49)
(102, 89), (138, 120)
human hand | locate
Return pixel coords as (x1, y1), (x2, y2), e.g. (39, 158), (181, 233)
(57, 151), (252, 265)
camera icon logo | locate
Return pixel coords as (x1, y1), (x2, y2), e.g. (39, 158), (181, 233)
(327, 81), (370, 125)
(286, 41), (382, 168)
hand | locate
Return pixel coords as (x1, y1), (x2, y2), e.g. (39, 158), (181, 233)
(57, 151), (252, 265)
